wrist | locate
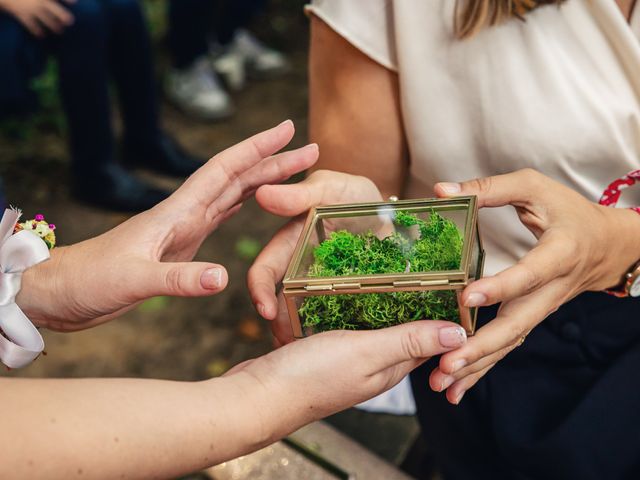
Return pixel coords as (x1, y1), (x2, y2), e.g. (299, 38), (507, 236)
(599, 206), (640, 290)
(15, 247), (66, 328)
(200, 373), (283, 456)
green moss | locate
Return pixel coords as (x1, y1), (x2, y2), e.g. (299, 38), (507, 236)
(299, 210), (463, 332)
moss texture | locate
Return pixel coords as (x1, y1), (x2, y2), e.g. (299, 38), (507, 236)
(299, 210), (463, 332)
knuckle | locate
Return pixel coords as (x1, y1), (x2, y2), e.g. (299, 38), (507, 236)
(164, 266), (186, 295)
(519, 167), (540, 180)
(518, 263), (541, 293)
(401, 327), (429, 359)
(508, 323), (527, 344)
(470, 176), (493, 195)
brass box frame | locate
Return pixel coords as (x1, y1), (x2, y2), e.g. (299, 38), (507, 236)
(283, 196), (484, 337)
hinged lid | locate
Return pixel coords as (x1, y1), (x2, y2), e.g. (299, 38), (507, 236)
(283, 196), (479, 292)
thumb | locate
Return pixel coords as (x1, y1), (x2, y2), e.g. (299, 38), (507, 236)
(434, 168), (540, 208)
(356, 320), (467, 372)
(255, 182), (320, 217)
(134, 260), (229, 298)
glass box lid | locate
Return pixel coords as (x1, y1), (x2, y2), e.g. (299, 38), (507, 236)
(283, 196), (479, 291)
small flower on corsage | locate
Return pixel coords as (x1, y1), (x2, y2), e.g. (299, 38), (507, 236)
(14, 213), (56, 249)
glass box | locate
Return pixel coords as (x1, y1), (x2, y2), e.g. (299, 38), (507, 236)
(282, 196), (484, 337)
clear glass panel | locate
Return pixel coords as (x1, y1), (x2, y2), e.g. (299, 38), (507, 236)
(290, 289), (462, 337)
(290, 204), (469, 281)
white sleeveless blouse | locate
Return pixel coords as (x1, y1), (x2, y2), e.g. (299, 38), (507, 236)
(307, 0), (640, 275)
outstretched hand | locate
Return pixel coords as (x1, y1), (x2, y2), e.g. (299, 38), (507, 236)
(429, 168), (640, 404)
(223, 319), (467, 440)
(18, 121), (319, 331)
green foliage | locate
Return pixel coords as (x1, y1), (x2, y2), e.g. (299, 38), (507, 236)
(235, 235), (262, 261)
(299, 210), (463, 332)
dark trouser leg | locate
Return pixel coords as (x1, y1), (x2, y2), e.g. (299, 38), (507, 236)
(52, 0), (113, 175)
(103, 0), (160, 151)
(0, 13), (46, 116)
(215, 0), (268, 45)
(168, 0), (214, 69)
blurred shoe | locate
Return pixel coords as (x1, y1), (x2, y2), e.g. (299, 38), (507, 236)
(72, 164), (170, 212)
(211, 45), (247, 91)
(166, 56), (234, 121)
(229, 29), (289, 77)
(123, 134), (204, 178)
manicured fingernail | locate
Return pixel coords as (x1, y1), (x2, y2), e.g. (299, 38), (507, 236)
(278, 119), (293, 127)
(453, 390), (466, 405)
(439, 326), (467, 348)
(451, 359), (467, 373)
(440, 375), (455, 392)
(200, 268), (223, 289)
(438, 182), (461, 194)
(465, 292), (487, 307)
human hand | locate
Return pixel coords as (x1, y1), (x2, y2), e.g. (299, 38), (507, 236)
(0, 0), (75, 37)
(428, 168), (640, 404)
(247, 170), (383, 345)
(18, 121), (318, 331)
(223, 319), (467, 442)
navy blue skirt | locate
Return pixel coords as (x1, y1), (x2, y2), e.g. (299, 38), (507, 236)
(410, 292), (640, 480)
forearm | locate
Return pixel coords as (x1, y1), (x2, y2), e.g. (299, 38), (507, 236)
(0, 375), (272, 479)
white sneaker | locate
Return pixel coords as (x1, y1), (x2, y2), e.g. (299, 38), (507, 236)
(166, 56), (234, 121)
(231, 29), (289, 76)
(211, 47), (247, 92)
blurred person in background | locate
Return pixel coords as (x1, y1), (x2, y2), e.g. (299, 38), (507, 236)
(166, 0), (289, 120)
(0, 0), (202, 212)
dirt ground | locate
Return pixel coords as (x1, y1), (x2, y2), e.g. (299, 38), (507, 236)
(0, 4), (310, 382)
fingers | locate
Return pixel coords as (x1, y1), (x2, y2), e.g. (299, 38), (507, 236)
(461, 233), (578, 308)
(429, 342), (513, 393)
(180, 120), (297, 205)
(351, 320), (467, 372)
(255, 171), (336, 217)
(133, 260), (229, 299)
(270, 291), (296, 345)
(434, 168), (548, 208)
(21, 15), (45, 37)
(211, 143), (319, 220)
(256, 170), (382, 217)
(248, 219), (304, 320)
(41, 0), (74, 33)
(445, 364), (493, 405)
(439, 281), (564, 377)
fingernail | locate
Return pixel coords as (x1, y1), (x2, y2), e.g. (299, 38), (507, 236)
(451, 359), (468, 374)
(438, 182), (461, 194)
(200, 268), (223, 289)
(278, 119), (293, 127)
(453, 390), (466, 405)
(440, 375), (455, 392)
(438, 326), (467, 348)
(465, 292), (487, 308)
(257, 303), (266, 317)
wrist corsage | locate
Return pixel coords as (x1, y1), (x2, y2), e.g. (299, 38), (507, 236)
(0, 208), (55, 369)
